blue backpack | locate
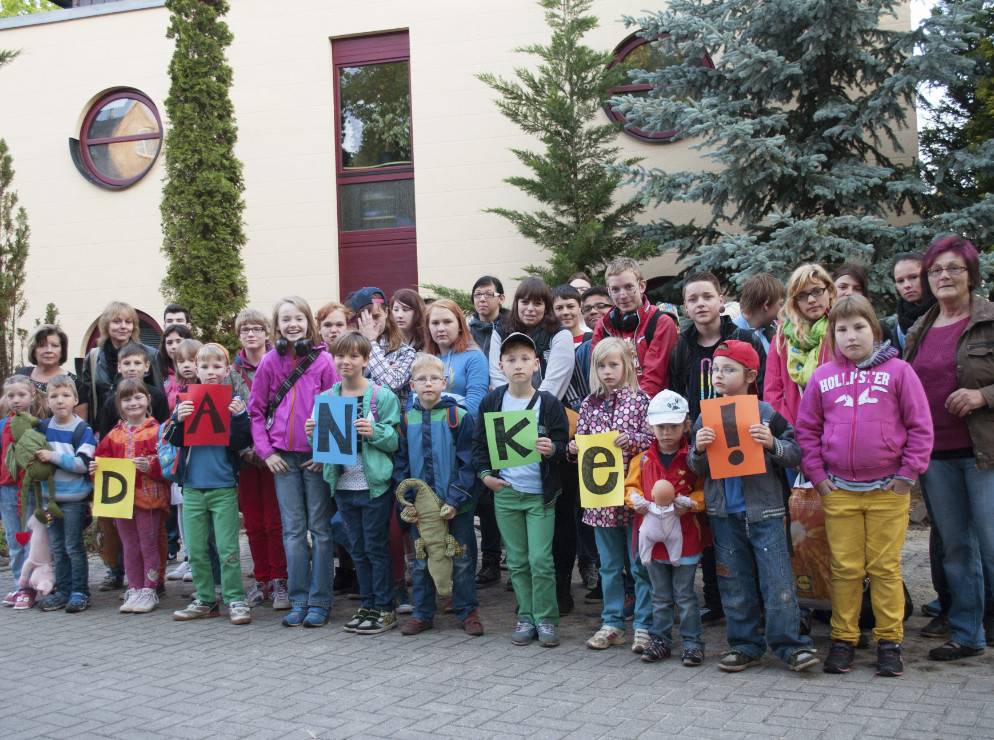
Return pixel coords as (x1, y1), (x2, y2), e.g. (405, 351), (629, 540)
(157, 418), (184, 483)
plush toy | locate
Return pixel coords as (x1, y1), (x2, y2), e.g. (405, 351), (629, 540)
(3, 411), (62, 534)
(16, 515), (56, 596)
(396, 478), (458, 597)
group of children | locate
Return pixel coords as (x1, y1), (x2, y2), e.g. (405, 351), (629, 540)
(1, 256), (936, 680)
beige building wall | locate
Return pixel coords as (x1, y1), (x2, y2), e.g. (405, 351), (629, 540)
(0, 0), (915, 363)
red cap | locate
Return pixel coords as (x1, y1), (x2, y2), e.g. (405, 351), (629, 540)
(713, 340), (759, 372)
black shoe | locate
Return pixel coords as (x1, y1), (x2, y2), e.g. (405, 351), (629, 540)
(928, 640), (984, 661)
(333, 569), (358, 596)
(700, 606), (725, 625)
(856, 631), (871, 649)
(156, 582), (166, 598)
(584, 582), (603, 604)
(798, 607), (812, 636)
(475, 559), (501, 588)
(641, 639), (671, 663)
(875, 641), (904, 677)
(556, 577), (574, 616)
(823, 640), (856, 674)
(98, 574), (123, 592)
(921, 615), (951, 638)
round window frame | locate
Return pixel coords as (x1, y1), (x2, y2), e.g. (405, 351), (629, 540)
(77, 89), (163, 189)
(605, 33), (714, 143)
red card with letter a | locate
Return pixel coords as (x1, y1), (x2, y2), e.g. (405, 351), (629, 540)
(184, 384), (232, 446)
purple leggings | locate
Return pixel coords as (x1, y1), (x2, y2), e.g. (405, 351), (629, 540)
(116, 509), (162, 589)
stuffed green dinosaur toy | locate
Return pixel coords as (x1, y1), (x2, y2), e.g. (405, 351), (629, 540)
(3, 411), (62, 532)
(396, 478), (458, 598)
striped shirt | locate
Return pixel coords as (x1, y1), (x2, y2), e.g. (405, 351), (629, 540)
(40, 415), (96, 503)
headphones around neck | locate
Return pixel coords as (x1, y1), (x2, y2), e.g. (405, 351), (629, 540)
(608, 306), (640, 333)
(275, 337), (314, 357)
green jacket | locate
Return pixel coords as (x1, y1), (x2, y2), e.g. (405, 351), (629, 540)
(317, 382), (401, 497)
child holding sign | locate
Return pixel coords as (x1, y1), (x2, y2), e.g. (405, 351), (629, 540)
(473, 332), (569, 647)
(89, 379), (170, 614)
(796, 296), (932, 677)
(167, 344), (253, 625)
(688, 340), (818, 672)
(566, 337), (655, 653)
(307, 331), (401, 634)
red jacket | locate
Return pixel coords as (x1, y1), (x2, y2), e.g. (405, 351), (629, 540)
(764, 325), (833, 426)
(591, 298), (677, 398)
(94, 418), (169, 511)
(624, 442), (709, 562)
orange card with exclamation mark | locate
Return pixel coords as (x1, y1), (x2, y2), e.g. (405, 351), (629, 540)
(700, 395), (766, 480)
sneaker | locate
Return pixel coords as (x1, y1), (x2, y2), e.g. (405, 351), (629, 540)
(580, 563), (599, 591)
(700, 605), (725, 625)
(511, 620), (536, 646)
(245, 582), (268, 608)
(682, 647), (705, 667)
(718, 650), (762, 672)
(875, 641), (904, 677)
(270, 578), (291, 610)
(172, 599), (220, 621)
(282, 606), (308, 627)
(394, 582), (414, 615)
(39, 592), (69, 612)
(623, 595), (635, 621)
(119, 589), (138, 613)
(229, 601), (252, 625)
(787, 649), (820, 672)
(98, 573), (123, 591)
(401, 616), (434, 635)
(303, 606), (330, 627)
(462, 608), (484, 636)
(537, 622), (560, 647)
(823, 640), (856, 674)
(587, 625), (626, 650)
(131, 588), (159, 614)
(65, 592), (90, 613)
(928, 640), (985, 661)
(356, 609), (397, 634)
(583, 582), (603, 604)
(332, 568), (358, 595)
(475, 558), (501, 588)
(13, 590), (36, 610)
(921, 598), (942, 618)
(3, 591), (16, 607)
(641, 639), (671, 663)
(631, 628), (651, 654)
(343, 608), (373, 632)
(921, 615), (951, 638)
(166, 561), (191, 581)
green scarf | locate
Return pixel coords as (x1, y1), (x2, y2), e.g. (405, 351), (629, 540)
(783, 316), (827, 388)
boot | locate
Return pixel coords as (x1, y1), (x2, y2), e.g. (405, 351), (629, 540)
(556, 574), (574, 616)
(475, 557), (501, 588)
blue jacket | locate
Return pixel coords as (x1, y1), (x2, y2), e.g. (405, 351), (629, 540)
(394, 395), (476, 513)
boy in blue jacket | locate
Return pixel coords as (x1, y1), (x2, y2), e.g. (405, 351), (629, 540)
(394, 354), (482, 636)
(166, 344), (253, 625)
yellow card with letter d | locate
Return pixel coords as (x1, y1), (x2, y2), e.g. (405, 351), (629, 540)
(92, 458), (136, 519)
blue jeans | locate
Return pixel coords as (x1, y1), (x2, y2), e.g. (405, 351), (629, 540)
(920, 457), (994, 649)
(336, 489), (394, 611)
(411, 509), (478, 620)
(272, 451), (334, 609)
(48, 500), (90, 597)
(710, 514), (813, 663)
(646, 558), (703, 650)
(0, 484), (26, 587)
(593, 525), (652, 631)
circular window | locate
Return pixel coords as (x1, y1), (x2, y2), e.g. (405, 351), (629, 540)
(74, 89), (163, 188)
(605, 34), (714, 142)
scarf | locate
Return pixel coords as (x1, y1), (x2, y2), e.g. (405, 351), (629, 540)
(896, 296), (936, 335)
(783, 316), (827, 389)
(855, 340), (899, 369)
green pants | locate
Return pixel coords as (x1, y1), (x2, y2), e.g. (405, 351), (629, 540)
(494, 486), (558, 625)
(182, 486), (245, 605)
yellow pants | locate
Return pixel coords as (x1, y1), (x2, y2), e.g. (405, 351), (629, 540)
(821, 488), (909, 644)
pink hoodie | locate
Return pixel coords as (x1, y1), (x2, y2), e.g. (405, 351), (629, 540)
(795, 353), (933, 487)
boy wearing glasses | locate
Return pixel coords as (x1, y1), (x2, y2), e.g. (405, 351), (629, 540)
(394, 353), (483, 636)
(468, 276), (508, 359)
(591, 258), (678, 397)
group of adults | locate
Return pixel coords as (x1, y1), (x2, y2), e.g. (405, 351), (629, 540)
(13, 234), (993, 655)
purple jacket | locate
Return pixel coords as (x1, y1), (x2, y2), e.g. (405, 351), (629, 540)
(795, 354), (933, 487)
(248, 345), (340, 459)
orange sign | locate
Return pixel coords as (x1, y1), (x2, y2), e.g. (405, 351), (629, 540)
(699, 395), (766, 480)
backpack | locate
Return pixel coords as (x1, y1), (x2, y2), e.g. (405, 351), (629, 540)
(36, 418), (89, 453)
(157, 418), (184, 483)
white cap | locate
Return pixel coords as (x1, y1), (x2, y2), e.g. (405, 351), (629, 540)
(646, 390), (690, 425)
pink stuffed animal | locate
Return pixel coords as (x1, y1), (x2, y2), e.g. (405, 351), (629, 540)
(17, 515), (55, 597)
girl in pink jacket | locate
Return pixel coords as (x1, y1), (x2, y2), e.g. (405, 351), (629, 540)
(795, 296), (933, 679)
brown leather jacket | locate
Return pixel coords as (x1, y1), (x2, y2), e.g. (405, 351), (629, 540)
(903, 293), (994, 469)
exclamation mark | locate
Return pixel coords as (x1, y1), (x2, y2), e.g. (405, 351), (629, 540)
(721, 404), (745, 465)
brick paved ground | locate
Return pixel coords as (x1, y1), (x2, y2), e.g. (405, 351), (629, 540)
(1, 526), (992, 739)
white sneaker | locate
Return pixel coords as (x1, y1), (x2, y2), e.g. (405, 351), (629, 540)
(167, 561), (191, 581)
(229, 601), (252, 625)
(119, 589), (140, 613)
(131, 587), (159, 614)
(270, 578), (291, 610)
(631, 628), (652, 654)
(245, 582), (268, 608)
(586, 625), (626, 650)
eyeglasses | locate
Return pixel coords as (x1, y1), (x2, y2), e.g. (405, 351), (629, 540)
(473, 291), (502, 300)
(926, 265), (968, 278)
(239, 326), (266, 335)
(411, 376), (445, 385)
(581, 303), (613, 315)
(710, 366), (743, 377)
(796, 286), (827, 302)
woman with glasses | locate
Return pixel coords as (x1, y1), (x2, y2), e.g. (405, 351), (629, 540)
(903, 235), (994, 662)
(764, 264), (837, 426)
